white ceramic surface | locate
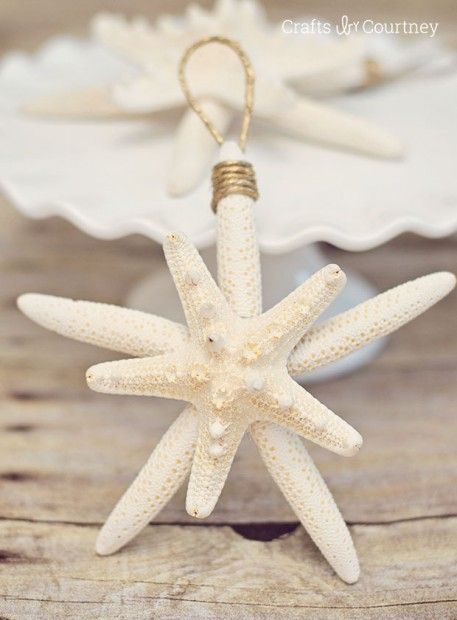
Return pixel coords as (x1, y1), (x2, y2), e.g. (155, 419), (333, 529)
(0, 36), (456, 252)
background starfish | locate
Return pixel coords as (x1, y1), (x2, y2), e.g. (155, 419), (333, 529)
(18, 143), (455, 584)
(26, 0), (403, 197)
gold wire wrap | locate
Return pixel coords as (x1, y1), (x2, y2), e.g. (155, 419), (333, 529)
(179, 36), (259, 212)
(178, 35), (255, 150)
(211, 160), (258, 213)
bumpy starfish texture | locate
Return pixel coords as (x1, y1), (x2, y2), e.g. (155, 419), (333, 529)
(25, 0), (403, 197)
(18, 144), (455, 583)
(85, 233), (363, 512)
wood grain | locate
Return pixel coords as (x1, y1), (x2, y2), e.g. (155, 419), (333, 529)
(0, 517), (456, 619)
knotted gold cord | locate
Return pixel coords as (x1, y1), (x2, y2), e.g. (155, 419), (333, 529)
(178, 36), (259, 212)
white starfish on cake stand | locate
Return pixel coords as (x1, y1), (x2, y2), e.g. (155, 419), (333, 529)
(26, 1), (405, 197)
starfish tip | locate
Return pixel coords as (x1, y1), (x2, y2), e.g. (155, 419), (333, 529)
(17, 292), (47, 317)
(341, 432), (363, 457)
(95, 532), (118, 556)
(339, 562), (360, 584)
(86, 364), (106, 392)
(378, 135), (404, 159)
(439, 271), (456, 292)
(186, 501), (213, 520)
(167, 177), (187, 197)
(165, 232), (185, 245)
(218, 140), (242, 162)
(324, 264), (346, 286)
(16, 292), (33, 309)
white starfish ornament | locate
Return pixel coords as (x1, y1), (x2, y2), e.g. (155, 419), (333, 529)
(17, 28), (455, 585)
(18, 140), (455, 583)
(26, 0), (403, 197)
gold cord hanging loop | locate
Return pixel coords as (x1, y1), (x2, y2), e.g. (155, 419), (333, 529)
(179, 36), (258, 212)
(178, 36), (255, 151)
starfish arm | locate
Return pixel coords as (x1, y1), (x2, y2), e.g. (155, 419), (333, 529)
(249, 379), (362, 457)
(163, 233), (234, 345)
(168, 101), (233, 197)
(251, 421), (359, 583)
(86, 352), (194, 400)
(288, 271), (456, 376)
(23, 86), (130, 119)
(96, 405), (198, 555)
(186, 417), (248, 519)
(217, 189), (262, 318)
(269, 91), (403, 159)
(249, 265), (346, 360)
(17, 293), (187, 357)
(91, 13), (159, 67)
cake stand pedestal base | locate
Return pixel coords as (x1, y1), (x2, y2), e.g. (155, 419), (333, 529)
(127, 243), (386, 384)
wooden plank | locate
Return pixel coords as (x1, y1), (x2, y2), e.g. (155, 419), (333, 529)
(0, 517), (456, 619)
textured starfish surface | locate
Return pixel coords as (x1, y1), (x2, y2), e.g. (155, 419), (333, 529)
(26, 0), (403, 197)
(18, 144), (455, 583)
(86, 233), (363, 494)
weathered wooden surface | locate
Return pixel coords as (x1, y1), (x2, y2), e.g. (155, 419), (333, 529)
(0, 517), (457, 619)
(1, 1), (457, 616)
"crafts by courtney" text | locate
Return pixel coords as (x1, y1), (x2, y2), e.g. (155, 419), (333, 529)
(282, 16), (439, 38)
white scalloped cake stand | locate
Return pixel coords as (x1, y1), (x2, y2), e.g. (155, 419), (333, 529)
(1, 37), (456, 381)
